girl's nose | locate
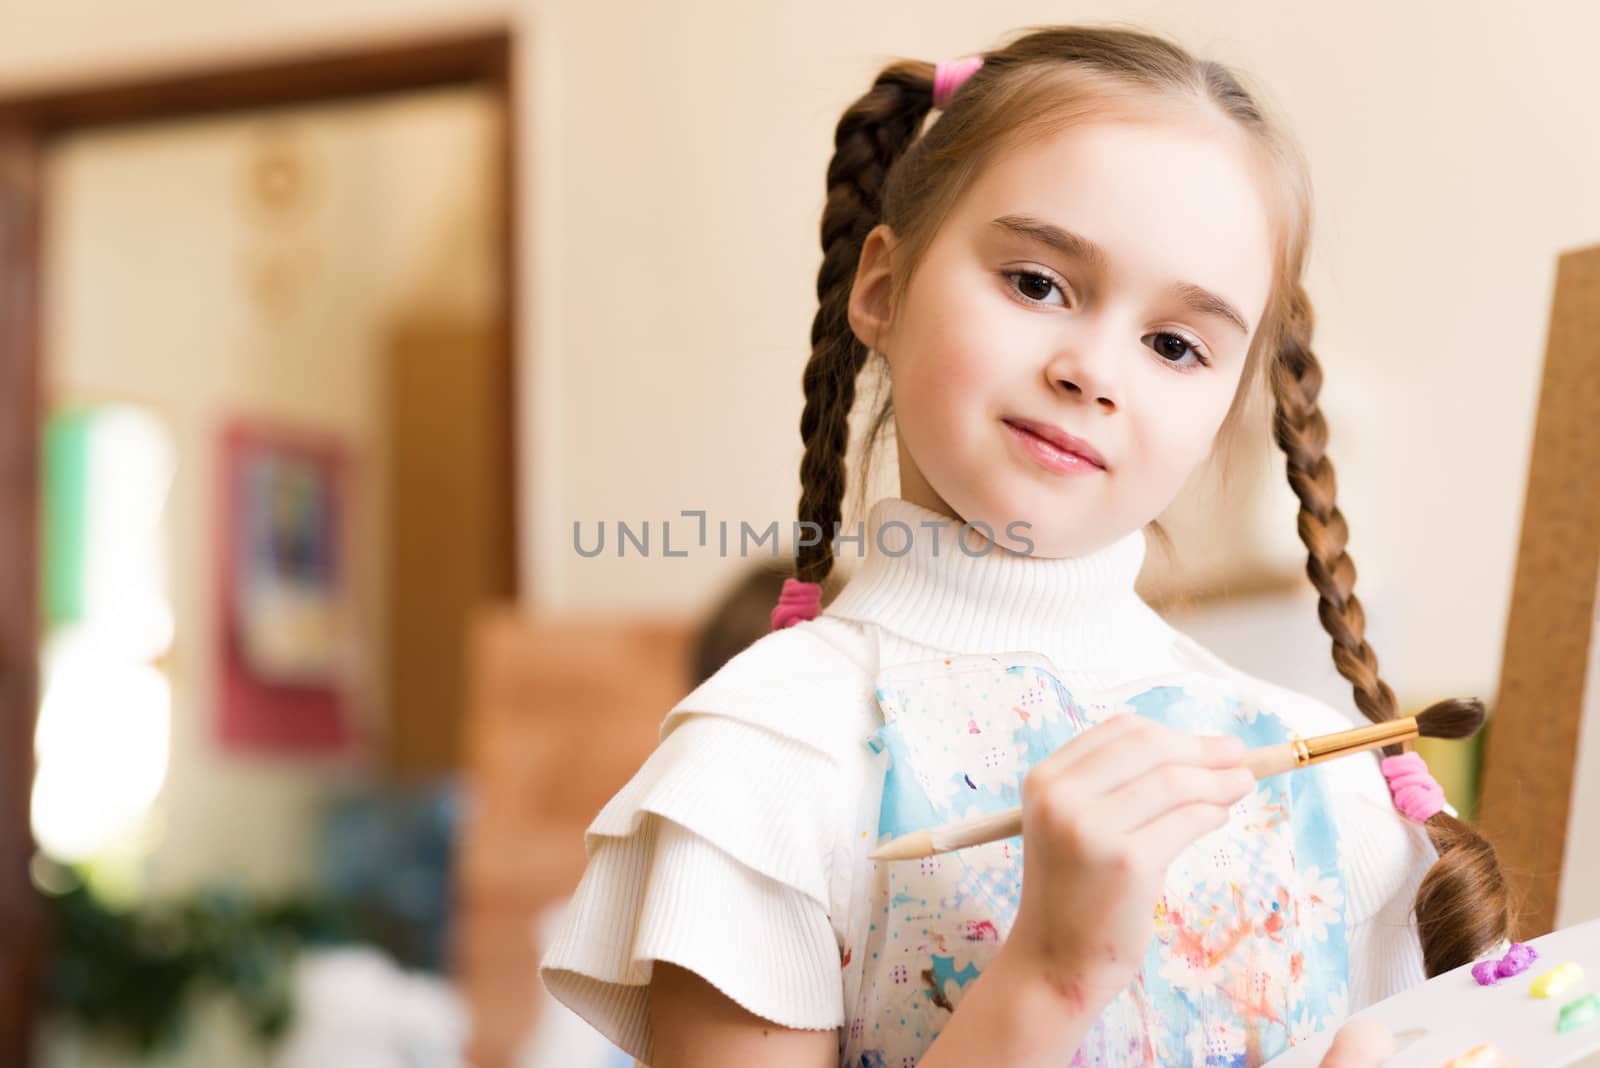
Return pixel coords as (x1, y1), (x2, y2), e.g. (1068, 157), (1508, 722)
(1046, 344), (1120, 413)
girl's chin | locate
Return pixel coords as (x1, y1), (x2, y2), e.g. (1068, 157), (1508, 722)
(942, 503), (1055, 558)
(971, 501), (1130, 560)
(925, 483), (1114, 553)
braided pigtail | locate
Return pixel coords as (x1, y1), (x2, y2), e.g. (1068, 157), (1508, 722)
(1270, 282), (1510, 975)
(793, 63), (944, 588)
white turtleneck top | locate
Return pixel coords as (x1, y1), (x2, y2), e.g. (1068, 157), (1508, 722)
(539, 497), (1436, 1065)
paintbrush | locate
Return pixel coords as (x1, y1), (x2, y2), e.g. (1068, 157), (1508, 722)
(868, 699), (1484, 862)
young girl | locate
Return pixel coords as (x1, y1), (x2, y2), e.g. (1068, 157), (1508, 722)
(539, 24), (1510, 1067)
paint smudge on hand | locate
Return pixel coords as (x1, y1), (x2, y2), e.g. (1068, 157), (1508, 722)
(922, 967), (954, 1012)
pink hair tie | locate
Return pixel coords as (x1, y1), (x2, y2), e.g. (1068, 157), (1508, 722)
(771, 578), (823, 631)
(932, 56), (984, 109)
(1380, 751), (1447, 823)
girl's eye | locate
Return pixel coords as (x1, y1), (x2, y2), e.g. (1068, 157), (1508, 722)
(1003, 269), (1213, 371)
(1003, 269), (1067, 307)
(1145, 331), (1211, 371)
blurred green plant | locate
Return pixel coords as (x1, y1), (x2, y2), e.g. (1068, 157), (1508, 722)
(43, 865), (356, 1053)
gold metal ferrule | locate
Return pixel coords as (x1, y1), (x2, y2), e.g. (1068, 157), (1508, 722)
(1301, 717), (1419, 766)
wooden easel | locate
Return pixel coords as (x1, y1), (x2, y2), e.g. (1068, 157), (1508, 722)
(1478, 242), (1600, 938)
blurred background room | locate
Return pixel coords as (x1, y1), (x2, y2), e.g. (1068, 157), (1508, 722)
(0, 3), (1596, 1067)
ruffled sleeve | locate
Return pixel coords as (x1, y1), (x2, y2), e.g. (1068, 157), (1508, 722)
(537, 622), (874, 1065)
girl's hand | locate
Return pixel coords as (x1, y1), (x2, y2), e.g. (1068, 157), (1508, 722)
(1317, 1018), (1397, 1067)
(996, 713), (1254, 1012)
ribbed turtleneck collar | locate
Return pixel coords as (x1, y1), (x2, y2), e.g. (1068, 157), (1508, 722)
(822, 496), (1159, 669)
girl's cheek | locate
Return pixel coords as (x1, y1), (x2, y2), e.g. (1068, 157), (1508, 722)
(927, 293), (1002, 369)
(918, 340), (990, 393)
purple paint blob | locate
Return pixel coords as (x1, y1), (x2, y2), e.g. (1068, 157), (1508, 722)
(1496, 942), (1538, 978)
(1472, 942), (1540, 987)
(964, 773), (976, 790)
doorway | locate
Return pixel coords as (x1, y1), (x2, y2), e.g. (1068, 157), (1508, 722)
(0, 29), (519, 1062)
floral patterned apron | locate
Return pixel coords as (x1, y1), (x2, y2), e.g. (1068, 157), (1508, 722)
(837, 651), (1349, 1067)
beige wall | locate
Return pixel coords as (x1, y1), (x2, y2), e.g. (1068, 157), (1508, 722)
(7, 3), (1597, 772)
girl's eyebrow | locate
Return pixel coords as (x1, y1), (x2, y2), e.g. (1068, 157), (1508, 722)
(987, 213), (1252, 336)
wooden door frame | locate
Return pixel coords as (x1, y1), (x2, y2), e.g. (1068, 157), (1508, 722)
(0, 28), (520, 1059)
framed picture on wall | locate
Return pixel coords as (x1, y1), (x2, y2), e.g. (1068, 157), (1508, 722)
(217, 419), (354, 753)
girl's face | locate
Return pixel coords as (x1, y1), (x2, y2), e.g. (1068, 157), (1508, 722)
(849, 118), (1277, 559)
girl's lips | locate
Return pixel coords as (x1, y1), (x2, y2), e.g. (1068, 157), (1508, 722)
(1003, 419), (1107, 475)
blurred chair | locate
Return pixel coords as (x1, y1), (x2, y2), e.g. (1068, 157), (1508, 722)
(455, 607), (697, 1068)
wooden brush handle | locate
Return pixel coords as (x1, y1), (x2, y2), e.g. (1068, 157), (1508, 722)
(880, 720), (1419, 860)
(932, 810), (1022, 855)
(930, 744), (1296, 854)
(1243, 740), (1301, 779)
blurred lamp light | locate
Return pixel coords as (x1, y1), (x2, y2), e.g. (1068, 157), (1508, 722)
(35, 403), (176, 865)
(33, 632), (171, 862)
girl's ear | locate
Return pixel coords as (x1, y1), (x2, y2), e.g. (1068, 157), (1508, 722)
(847, 223), (900, 359)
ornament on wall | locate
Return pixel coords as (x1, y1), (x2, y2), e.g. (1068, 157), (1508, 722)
(237, 121), (321, 322)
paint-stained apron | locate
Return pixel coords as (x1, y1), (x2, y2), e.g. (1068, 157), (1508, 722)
(836, 651), (1350, 1068)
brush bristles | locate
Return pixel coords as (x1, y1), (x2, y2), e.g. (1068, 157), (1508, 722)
(1415, 698), (1487, 740)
